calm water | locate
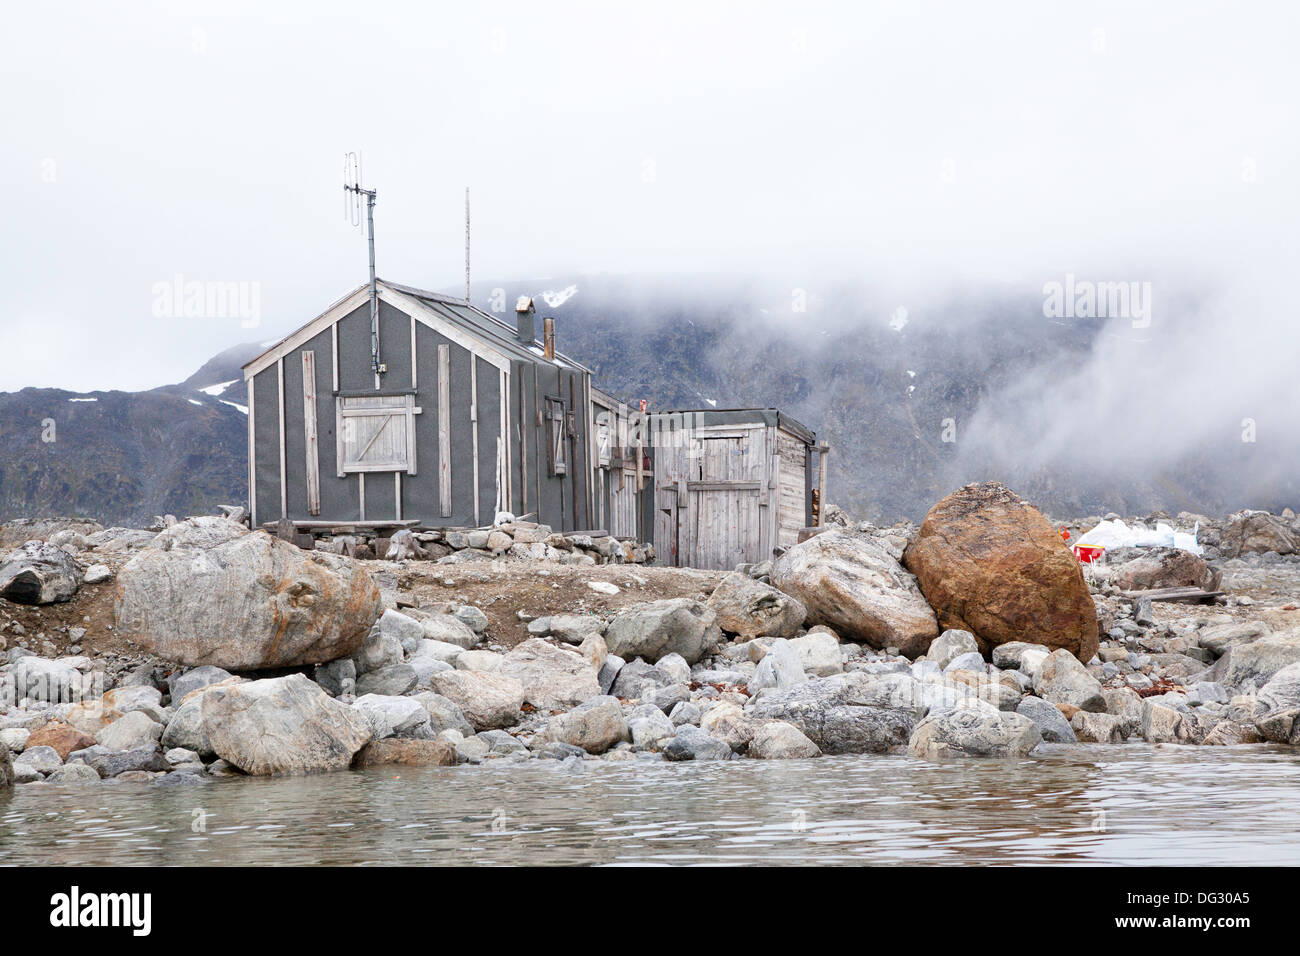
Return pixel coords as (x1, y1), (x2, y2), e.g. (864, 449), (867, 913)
(3, 744), (1300, 866)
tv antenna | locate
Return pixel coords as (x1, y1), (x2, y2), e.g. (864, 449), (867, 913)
(344, 151), (382, 386)
(464, 186), (471, 303)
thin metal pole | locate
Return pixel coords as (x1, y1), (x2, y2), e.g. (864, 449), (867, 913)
(464, 187), (471, 303)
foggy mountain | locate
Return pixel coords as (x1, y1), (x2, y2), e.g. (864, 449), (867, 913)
(2, 276), (1294, 527)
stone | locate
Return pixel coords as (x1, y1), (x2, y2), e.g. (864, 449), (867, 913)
(95, 711), (163, 751)
(770, 529), (939, 656)
(498, 639), (601, 710)
(903, 482), (1099, 662)
(1070, 711), (1126, 743)
(944, 651), (988, 674)
(352, 694), (433, 739)
(313, 658), (357, 697)
(1258, 662), (1300, 712)
(201, 674), (373, 775)
(0, 728), (29, 753)
(47, 763), (101, 784)
(409, 692), (476, 737)
(1220, 510), (1298, 557)
(908, 706), (1042, 758)
(700, 701), (758, 752)
(0, 743), (12, 790)
(1205, 631), (1300, 691)
(411, 639), (467, 666)
(533, 696), (627, 754)
(0, 540), (82, 604)
(355, 663), (418, 697)
(115, 520), (382, 669)
(751, 678), (920, 754)
(543, 613), (607, 643)
(455, 650), (504, 672)
(1016, 695), (1078, 743)
(1202, 720), (1264, 746)
(705, 572), (806, 639)
(450, 604), (489, 634)
(1033, 649), (1106, 712)
(992, 641), (1054, 671)
(787, 631), (843, 677)
(351, 625), (404, 675)
(1110, 548), (1220, 591)
(418, 614), (480, 649)
(71, 745), (168, 778)
(428, 670), (525, 730)
(375, 609), (426, 654)
(577, 633), (608, 671)
(161, 681), (241, 760)
(597, 654), (624, 694)
(84, 564), (114, 585)
(603, 599), (723, 665)
(102, 685), (164, 718)
(9, 656), (90, 704)
(749, 638), (807, 691)
(168, 665), (234, 703)
(748, 720), (821, 759)
(1198, 622), (1268, 656)
(627, 705), (676, 749)
(927, 629), (980, 669)
(663, 725), (732, 761)
(1142, 696), (1195, 744)
(61, 702), (124, 736)
(1255, 708), (1300, 744)
(15, 744), (63, 775)
(25, 721), (95, 761)
(353, 738), (457, 768)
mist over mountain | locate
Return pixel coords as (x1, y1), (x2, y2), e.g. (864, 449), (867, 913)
(2, 274), (1294, 527)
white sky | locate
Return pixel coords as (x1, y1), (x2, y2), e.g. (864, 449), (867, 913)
(1, 0), (1296, 390)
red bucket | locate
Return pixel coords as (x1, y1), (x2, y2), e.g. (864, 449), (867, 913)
(1074, 544), (1104, 564)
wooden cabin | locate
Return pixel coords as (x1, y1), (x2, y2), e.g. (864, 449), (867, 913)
(646, 408), (827, 570)
(242, 280), (616, 534)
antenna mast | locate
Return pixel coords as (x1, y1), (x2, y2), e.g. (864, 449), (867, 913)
(344, 152), (382, 387)
(464, 186), (471, 303)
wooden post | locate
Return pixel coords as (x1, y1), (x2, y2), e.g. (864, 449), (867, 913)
(438, 344), (452, 518)
(817, 443), (830, 526)
(301, 351), (320, 516)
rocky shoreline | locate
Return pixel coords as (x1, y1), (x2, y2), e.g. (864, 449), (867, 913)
(2, 484), (1299, 788)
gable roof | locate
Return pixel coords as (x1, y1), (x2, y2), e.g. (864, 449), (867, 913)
(241, 279), (592, 379)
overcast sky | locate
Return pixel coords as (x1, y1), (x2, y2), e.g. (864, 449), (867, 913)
(2, 1), (1295, 391)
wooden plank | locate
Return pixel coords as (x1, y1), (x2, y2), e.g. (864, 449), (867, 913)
(301, 351), (320, 516)
(262, 519), (419, 531)
(358, 472), (366, 521)
(817, 443), (829, 526)
(331, 322), (339, 392)
(438, 343), (451, 517)
(471, 357), (480, 526)
(687, 480), (762, 492)
(499, 369), (509, 514)
(247, 371), (257, 527)
(277, 357), (287, 518)
(395, 471), (402, 521)
(410, 312), (418, 389)
(1119, 587), (1226, 603)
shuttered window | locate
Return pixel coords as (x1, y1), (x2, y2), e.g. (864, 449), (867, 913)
(336, 394), (421, 475)
(595, 410), (612, 468)
(546, 397), (567, 475)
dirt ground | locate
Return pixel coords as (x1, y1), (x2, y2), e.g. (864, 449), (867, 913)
(394, 560), (727, 648)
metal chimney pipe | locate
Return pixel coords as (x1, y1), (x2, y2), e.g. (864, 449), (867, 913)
(543, 317), (555, 360)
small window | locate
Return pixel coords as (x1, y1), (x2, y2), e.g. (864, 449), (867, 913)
(336, 394), (422, 475)
(595, 410), (612, 468)
(546, 397), (567, 476)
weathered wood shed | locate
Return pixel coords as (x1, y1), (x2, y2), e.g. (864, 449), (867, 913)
(647, 408), (826, 570)
(242, 280), (608, 533)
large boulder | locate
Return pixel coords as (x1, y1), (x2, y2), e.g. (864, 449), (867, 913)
(908, 706), (1042, 758)
(200, 674), (373, 776)
(428, 670), (525, 730)
(1110, 548), (1220, 592)
(0, 743), (11, 791)
(0, 541), (82, 604)
(26, 721), (96, 761)
(532, 696), (627, 754)
(769, 529), (939, 657)
(1204, 630), (1300, 691)
(902, 482), (1099, 662)
(748, 721), (821, 759)
(1219, 510), (1298, 557)
(705, 572), (806, 640)
(115, 519), (382, 669)
(353, 738), (457, 768)
(498, 639), (601, 711)
(1032, 649), (1106, 712)
(603, 599), (722, 665)
(750, 673), (922, 754)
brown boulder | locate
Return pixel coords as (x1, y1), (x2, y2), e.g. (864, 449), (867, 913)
(1110, 548), (1220, 591)
(902, 482), (1099, 662)
(26, 721), (97, 761)
(353, 738), (457, 768)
